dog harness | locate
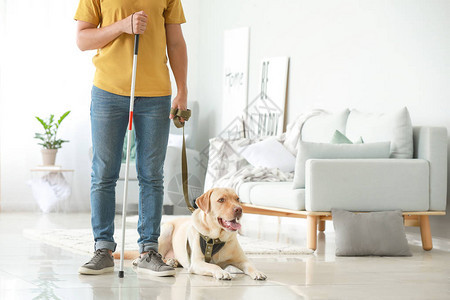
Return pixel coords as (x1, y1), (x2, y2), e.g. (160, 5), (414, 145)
(200, 233), (226, 263)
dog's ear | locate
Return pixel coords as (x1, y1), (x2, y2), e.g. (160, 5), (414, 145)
(196, 189), (213, 214)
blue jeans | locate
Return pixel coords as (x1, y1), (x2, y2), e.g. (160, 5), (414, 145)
(90, 85), (171, 253)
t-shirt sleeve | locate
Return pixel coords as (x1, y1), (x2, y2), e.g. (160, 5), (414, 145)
(164, 0), (186, 24)
(74, 0), (101, 26)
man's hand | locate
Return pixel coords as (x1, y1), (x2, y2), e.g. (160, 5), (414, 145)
(122, 11), (148, 35)
(76, 11), (148, 51)
(170, 91), (188, 122)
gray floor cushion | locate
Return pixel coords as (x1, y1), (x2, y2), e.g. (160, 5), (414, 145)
(332, 209), (412, 256)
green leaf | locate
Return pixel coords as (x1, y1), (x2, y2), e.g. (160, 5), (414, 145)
(53, 139), (69, 147)
(58, 110), (71, 125)
(35, 117), (48, 130)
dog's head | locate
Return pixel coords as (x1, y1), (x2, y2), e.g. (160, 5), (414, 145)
(195, 188), (242, 232)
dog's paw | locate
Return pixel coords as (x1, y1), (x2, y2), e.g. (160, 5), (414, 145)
(165, 258), (179, 268)
(213, 270), (233, 280)
(249, 270), (267, 281)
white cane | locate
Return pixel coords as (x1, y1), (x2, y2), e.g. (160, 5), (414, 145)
(119, 34), (140, 278)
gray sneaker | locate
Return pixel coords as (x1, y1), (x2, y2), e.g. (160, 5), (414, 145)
(78, 249), (114, 275)
(137, 250), (176, 277)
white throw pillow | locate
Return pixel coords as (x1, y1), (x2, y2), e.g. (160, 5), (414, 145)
(345, 107), (413, 158)
(240, 137), (296, 173)
(293, 141), (391, 189)
(301, 109), (350, 143)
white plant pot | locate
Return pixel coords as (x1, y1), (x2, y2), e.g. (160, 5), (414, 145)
(41, 149), (58, 166)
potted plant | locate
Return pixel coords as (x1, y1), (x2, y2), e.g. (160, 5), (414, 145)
(34, 111), (71, 166)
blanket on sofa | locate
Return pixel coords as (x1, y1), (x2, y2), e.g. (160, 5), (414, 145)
(214, 164), (294, 191)
(279, 109), (324, 155)
(204, 110), (324, 191)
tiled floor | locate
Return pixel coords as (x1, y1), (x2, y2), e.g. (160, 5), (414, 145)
(0, 212), (449, 299)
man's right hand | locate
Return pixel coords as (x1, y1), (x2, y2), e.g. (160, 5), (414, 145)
(123, 11), (148, 35)
(76, 11), (148, 51)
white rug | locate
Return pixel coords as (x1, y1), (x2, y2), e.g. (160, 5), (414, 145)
(24, 217), (313, 257)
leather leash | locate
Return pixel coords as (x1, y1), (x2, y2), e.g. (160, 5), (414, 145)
(171, 108), (225, 263)
(170, 107), (195, 213)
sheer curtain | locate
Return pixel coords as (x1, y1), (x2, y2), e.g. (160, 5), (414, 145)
(0, 0), (199, 211)
(0, 0), (94, 211)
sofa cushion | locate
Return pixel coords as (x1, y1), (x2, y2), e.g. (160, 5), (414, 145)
(301, 109), (350, 143)
(240, 137), (296, 172)
(345, 107), (413, 158)
(238, 182), (305, 211)
(305, 159), (430, 211)
(237, 182), (260, 204)
(332, 209), (412, 256)
(293, 141), (391, 189)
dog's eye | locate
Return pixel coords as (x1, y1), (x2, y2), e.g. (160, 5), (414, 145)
(236, 198), (241, 203)
(218, 198), (225, 203)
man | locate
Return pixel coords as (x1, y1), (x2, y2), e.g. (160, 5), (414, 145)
(74, 0), (188, 276)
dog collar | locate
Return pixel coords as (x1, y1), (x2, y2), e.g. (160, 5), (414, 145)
(199, 234), (226, 263)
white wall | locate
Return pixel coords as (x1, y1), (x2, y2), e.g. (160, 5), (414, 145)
(195, 0), (450, 145)
(0, 0), (201, 212)
(193, 0), (450, 238)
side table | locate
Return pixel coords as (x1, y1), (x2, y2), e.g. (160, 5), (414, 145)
(30, 166), (74, 213)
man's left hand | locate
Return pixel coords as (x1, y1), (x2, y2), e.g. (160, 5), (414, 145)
(169, 92), (188, 123)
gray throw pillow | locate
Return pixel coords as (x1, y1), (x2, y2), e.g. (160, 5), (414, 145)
(332, 209), (412, 256)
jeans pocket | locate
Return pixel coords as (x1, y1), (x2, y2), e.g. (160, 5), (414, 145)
(90, 86), (128, 119)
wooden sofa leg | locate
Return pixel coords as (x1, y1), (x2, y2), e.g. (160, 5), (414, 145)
(307, 215), (317, 250)
(419, 215), (433, 251)
(318, 220), (326, 232)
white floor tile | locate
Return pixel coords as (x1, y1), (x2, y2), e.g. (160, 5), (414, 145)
(0, 212), (448, 300)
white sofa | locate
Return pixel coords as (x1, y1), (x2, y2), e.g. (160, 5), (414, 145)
(238, 109), (448, 251)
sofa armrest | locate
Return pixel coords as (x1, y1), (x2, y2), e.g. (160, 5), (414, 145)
(305, 159), (429, 212)
(413, 127), (448, 211)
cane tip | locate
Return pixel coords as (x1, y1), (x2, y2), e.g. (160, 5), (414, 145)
(118, 271), (124, 278)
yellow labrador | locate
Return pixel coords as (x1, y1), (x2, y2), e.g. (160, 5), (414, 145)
(158, 187), (267, 280)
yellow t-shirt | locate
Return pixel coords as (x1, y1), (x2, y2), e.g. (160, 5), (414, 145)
(74, 0), (186, 97)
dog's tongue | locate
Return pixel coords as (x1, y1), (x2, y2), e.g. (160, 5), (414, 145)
(224, 220), (241, 231)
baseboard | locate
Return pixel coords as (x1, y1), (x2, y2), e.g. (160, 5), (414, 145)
(1, 201), (40, 212)
(0, 200), (90, 213)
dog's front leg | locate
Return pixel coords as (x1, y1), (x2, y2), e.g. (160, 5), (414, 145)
(230, 259), (267, 280)
(189, 260), (233, 280)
